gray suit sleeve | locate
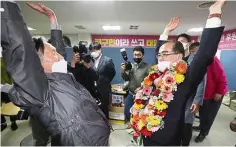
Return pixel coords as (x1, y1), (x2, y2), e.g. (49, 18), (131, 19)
(121, 71), (130, 81)
(193, 74), (206, 105)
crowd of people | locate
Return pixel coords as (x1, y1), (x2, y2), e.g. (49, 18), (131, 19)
(1, 0), (234, 146)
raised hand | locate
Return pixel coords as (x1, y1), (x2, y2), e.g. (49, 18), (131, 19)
(163, 17), (180, 36)
(71, 53), (80, 68)
(209, 0), (226, 15)
(25, 2), (57, 24)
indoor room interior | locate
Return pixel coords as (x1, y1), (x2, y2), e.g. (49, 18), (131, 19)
(1, 1), (236, 146)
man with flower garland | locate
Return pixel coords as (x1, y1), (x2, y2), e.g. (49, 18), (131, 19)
(130, 0), (226, 146)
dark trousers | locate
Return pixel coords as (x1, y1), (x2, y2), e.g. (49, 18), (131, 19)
(1, 115), (17, 124)
(124, 92), (134, 121)
(1, 92), (17, 124)
(99, 91), (110, 119)
(181, 123), (192, 146)
(199, 98), (223, 136)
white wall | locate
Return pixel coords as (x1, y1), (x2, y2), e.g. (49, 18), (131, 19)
(32, 33), (92, 46)
(78, 33), (92, 45)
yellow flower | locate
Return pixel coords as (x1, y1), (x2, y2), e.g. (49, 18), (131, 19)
(130, 118), (134, 124)
(155, 100), (168, 111)
(147, 124), (152, 131)
(151, 65), (157, 70)
(148, 115), (161, 126)
(175, 73), (185, 84)
(133, 103), (144, 110)
(138, 120), (145, 130)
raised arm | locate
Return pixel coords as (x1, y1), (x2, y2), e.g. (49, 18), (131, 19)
(1, 1), (48, 106)
(26, 2), (66, 59)
(155, 17), (180, 54)
(188, 0), (225, 92)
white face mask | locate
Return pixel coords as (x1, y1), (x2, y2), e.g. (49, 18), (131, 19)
(91, 50), (101, 59)
(52, 59), (67, 73)
(157, 61), (171, 72)
(182, 43), (188, 50)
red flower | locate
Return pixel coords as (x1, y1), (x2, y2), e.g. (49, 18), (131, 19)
(135, 99), (144, 105)
(140, 127), (152, 137)
(153, 89), (160, 96)
(163, 68), (169, 74)
(154, 110), (167, 117)
(176, 61), (187, 74)
(133, 132), (140, 139)
(149, 73), (160, 81)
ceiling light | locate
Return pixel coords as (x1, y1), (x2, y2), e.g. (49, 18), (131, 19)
(28, 27), (36, 31)
(74, 25), (86, 30)
(130, 25), (139, 30)
(187, 27), (203, 32)
(102, 25), (120, 31)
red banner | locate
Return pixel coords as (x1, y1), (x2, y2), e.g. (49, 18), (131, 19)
(218, 29), (236, 50)
(91, 35), (198, 48)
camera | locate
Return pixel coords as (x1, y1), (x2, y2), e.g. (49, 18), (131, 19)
(73, 42), (92, 63)
(120, 48), (132, 71)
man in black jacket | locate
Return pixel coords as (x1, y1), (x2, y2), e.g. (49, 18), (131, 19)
(89, 43), (116, 119)
(144, 0), (225, 145)
(1, 2), (110, 146)
(68, 44), (99, 98)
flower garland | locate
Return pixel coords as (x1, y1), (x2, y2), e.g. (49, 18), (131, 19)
(130, 60), (188, 143)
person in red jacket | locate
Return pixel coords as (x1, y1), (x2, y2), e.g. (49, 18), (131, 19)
(192, 44), (229, 143)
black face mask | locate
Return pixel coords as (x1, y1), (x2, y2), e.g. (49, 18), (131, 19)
(133, 58), (142, 64)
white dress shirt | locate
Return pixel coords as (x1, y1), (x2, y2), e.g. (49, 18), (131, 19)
(94, 54), (102, 69)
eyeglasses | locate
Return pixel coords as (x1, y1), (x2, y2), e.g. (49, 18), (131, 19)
(157, 52), (177, 58)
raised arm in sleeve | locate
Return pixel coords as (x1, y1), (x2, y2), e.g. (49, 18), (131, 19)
(188, 18), (224, 92)
(121, 71), (130, 81)
(1, 2), (48, 106)
(50, 28), (66, 59)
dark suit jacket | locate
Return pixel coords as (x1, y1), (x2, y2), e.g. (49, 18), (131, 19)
(144, 27), (224, 146)
(94, 55), (116, 102)
(68, 63), (99, 98)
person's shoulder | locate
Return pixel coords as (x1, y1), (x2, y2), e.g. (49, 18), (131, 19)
(103, 56), (113, 62)
(141, 62), (151, 69)
(143, 61), (151, 66)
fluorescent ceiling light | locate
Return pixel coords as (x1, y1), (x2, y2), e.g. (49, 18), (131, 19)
(102, 25), (120, 31)
(187, 27), (203, 32)
(28, 27), (36, 31)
